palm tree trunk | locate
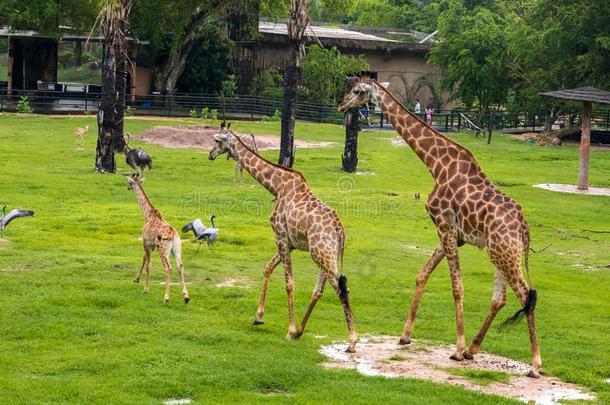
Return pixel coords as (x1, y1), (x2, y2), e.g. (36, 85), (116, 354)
(279, 0), (309, 168)
(279, 43), (300, 168)
(96, 39), (117, 172)
(95, 0), (132, 172)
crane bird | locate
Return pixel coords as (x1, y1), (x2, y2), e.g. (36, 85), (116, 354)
(1, 204), (34, 237)
(181, 215), (219, 252)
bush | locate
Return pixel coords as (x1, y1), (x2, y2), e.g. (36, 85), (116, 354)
(125, 106), (135, 116)
(252, 68), (283, 99)
(17, 97), (34, 114)
(210, 109), (218, 120)
(189, 108), (199, 118)
(302, 45), (369, 105)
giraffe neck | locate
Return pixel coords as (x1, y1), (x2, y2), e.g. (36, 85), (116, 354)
(374, 84), (475, 179)
(232, 135), (301, 196)
(132, 182), (157, 219)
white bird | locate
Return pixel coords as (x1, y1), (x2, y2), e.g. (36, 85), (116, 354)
(1, 204), (34, 236)
(181, 215), (219, 252)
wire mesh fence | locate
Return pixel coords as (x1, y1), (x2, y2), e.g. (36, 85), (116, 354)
(1, 87), (609, 132)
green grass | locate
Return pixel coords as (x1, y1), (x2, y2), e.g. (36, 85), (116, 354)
(0, 114), (609, 404)
(444, 368), (511, 386)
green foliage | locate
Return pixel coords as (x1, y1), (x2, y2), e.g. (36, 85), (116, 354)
(302, 45), (369, 104)
(16, 96), (34, 113)
(210, 108), (218, 120)
(430, 1), (511, 111)
(221, 75), (237, 97)
(252, 68), (284, 99)
(0, 0), (97, 35)
(175, 20), (233, 94)
(125, 105), (135, 116)
(504, 0), (610, 112)
(262, 109), (281, 121)
(190, 108), (200, 118)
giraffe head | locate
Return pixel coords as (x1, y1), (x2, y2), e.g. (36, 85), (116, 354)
(209, 123), (237, 161)
(338, 78), (389, 112)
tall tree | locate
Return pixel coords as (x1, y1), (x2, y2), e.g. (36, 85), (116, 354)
(130, 0), (224, 94)
(95, 0), (133, 172)
(278, 0), (309, 168)
(429, 1), (511, 112)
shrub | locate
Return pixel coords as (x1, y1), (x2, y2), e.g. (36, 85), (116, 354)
(17, 97), (34, 114)
(189, 108), (199, 118)
(125, 106), (135, 116)
(210, 109), (218, 120)
(252, 68), (283, 99)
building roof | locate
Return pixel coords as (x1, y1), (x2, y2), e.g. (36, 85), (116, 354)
(258, 21), (432, 53)
(540, 86), (610, 105)
(0, 27), (147, 44)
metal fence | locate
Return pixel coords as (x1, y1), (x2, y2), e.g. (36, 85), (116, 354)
(2, 88), (610, 132)
(0, 89), (345, 124)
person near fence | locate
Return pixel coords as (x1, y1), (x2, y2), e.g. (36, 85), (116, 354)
(426, 106), (433, 126)
(414, 99), (421, 114)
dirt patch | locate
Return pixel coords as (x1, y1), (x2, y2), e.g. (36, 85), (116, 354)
(321, 335), (595, 404)
(135, 125), (335, 150)
(534, 183), (610, 196)
(216, 276), (251, 289)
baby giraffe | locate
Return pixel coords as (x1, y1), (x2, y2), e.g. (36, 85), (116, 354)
(126, 175), (190, 303)
(209, 125), (357, 352)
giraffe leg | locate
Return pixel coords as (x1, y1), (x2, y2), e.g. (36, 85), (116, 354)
(327, 273), (357, 353)
(297, 269), (326, 336)
(508, 274), (542, 378)
(400, 244), (445, 344)
(280, 247), (299, 340)
(436, 225), (466, 361)
(253, 253), (282, 325)
(172, 237), (190, 304)
(134, 246), (151, 284)
(144, 249), (152, 293)
(158, 243), (173, 303)
(463, 268), (507, 359)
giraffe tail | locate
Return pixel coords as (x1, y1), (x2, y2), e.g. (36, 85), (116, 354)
(501, 289), (537, 329)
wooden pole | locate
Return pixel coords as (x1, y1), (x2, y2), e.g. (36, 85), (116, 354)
(578, 101), (592, 190)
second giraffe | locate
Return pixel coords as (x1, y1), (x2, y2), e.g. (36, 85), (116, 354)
(209, 124), (357, 352)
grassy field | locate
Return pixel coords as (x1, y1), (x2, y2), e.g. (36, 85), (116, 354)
(0, 114), (609, 404)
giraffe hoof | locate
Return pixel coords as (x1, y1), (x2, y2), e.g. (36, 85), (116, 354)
(398, 337), (411, 345)
(253, 319), (264, 326)
(286, 332), (300, 341)
(184, 296), (190, 304)
(163, 298), (169, 304)
(527, 370), (541, 379)
(134, 278), (140, 283)
(449, 353), (464, 361)
(345, 346), (356, 354)
(462, 351), (474, 360)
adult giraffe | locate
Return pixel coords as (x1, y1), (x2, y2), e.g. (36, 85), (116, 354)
(338, 77), (541, 378)
(209, 125), (357, 352)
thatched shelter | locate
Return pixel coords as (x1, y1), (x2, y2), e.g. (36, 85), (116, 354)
(540, 86), (610, 190)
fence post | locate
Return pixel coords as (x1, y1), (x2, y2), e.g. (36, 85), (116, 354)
(487, 112), (493, 144)
(457, 113), (461, 131)
(84, 86), (88, 113)
(445, 114), (449, 132)
(606, 109), (609, 129)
